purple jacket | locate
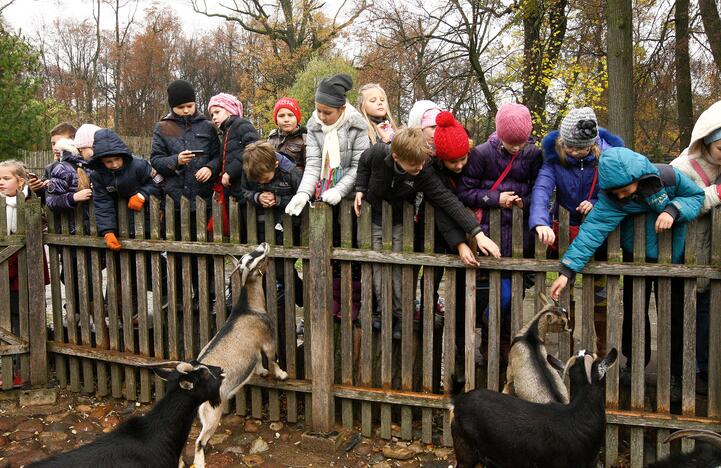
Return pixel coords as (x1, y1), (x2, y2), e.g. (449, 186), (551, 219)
(456, 133), (543, 257)
(529, 128), (624, 230)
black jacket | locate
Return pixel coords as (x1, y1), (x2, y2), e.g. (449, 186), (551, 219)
(215, 115), (259, 201)
(355, 143), (481, 240)
(241, 153), (302, 224)
(150, 111), (221, 209)
(89, 129), (161, 236)
(427, 157), (470, 251)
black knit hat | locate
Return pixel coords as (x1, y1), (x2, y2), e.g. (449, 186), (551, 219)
(167, 79), (196, 108)
(315, 74), (353, 108)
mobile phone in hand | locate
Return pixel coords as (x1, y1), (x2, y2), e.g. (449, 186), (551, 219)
(189, 150), (205, 156)
(28, 172), (38, 180)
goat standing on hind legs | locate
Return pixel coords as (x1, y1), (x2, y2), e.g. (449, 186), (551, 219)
(503, 292), (571, 404)
(192, 243), (288, 468)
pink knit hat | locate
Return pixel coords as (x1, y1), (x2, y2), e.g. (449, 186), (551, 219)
(495, 103), (532, 145)
(421, 108), (442, 129)
(208, 93), (243, 117)
(73, 124), (102, 149)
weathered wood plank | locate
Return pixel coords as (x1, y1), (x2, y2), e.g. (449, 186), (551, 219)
(149, 198), (165, 399)
(380, 201), (393, 440)
(400, 202), (414, 440)
(340, 200), (354, 429)
(25, 199), (47, 385)
(358, 202), (373, 438)
(282, 213), (298, 423)
(118, 202), (136, 401)
(134, 202), (151, 403)
(487, 209), (501, 391)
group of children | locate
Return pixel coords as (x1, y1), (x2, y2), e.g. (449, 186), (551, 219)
(2, 73), (720, 400)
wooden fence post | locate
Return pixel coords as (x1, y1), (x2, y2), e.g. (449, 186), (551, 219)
(308, 203), (334, 432)
(26, 198), (48, 385)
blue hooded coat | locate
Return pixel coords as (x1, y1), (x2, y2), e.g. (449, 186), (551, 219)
(529, 128), (624, 230)
(559, 148), (704, 276)
(89, 129), (161, 236)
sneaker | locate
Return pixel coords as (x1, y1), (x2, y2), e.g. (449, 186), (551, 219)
(670, 375), (682, 404)
(392, 321), (402, 340)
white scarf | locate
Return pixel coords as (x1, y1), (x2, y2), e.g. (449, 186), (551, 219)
(4, 186), (28, 235)
(314, 103), (352, 180)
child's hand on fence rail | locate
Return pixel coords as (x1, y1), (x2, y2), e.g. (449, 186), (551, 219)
(104, 232), (122, 251)
(320, 187), (342, 205)
(221, 173), (231, 187)
(73, 188), (93, 203)
(550, 274), (569, 300)
(536, 225), (555, 246)
(474, 231), (501, 258)
(127, 193), (145, 211)
(353, 192), (363, 217)
(457, 242), (480, 267)
(655, 212), (674, 232)
(285, 192), (310, 216)
(258, 192), (276, 208)
(195, 167), (212, 183)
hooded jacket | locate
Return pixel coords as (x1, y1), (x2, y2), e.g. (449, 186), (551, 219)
(89, 129), (161, 236)
(212, 114), (259, 201)
(456, 133), (543, 257)
(529, 128), (624, 230)
(296, 104), (370, 199)
(150, 111), (221, 209)
(559, 147), (704, 276)
(46, 139), (92, 212)
(670, 100), (721, 291)
(240, 152), (302, 218)
(268, 126), (307, 170)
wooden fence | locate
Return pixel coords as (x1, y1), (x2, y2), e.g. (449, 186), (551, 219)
(0, 192), (719, 467)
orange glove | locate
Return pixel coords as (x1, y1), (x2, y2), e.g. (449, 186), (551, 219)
(104, 232), (122, 251)
(127, 193), (145, 212)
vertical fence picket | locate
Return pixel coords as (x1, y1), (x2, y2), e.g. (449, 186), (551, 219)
(106, 226), (122, 398)
(87, 204), (108, 397)
(283, 213), (298, 423)
(149, 198), (165, 399)
(164, 197), (179, 362)
(301, 207), (313, 426)
(510, 206), (524, 338)
(557, 208), (572, 361)
(358, 203), (373, 437)
(118, 201), (136, 400)
(60, 208), (81, 392)
(487, 209), (502, 390)
(75, 205), (94, 394)
(400, 202), (414, 440)
(709, 209), (721, 418)
(441, 268), (456, 447)
(605, 227), (622, 467)
(230, 199), (245, 417)
(380, 201), (393, 440)
(655, 229), (673, 461)
(16, 194), (29, 381)
(134, 202), (151, 403)
(0, 198), (12, 390)
(264, 209), (280, 422)
(196, 197), (210, 353)
(180, 197), (194, 360)
(630, 215), (646, 468)
(421, 204), (435, 445)
(339, 200), (354, 429)
(681, 222), (698, 454)
(46, 206), (67, 389)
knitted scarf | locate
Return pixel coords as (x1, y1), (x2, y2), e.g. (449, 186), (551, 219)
(314, 105), (350, 193)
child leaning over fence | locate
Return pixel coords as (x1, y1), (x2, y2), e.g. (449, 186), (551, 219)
(28, 123), (78, 199)
(1, 160), (49, 387)
(285, 74), (370, 215)
(268, 97), (307, 171)
(354, 127), (500, 339)
(529, 107), (624, 355)
(550, 147), (704, 403)
(88, 129), (161, 251)
(670, 99), (721, 393)
(357, 83), (398, 145)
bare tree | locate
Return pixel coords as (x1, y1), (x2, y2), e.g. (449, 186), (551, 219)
(698, 0), (721, 74)
(606, 0), (634, 148)
(674, 0), (693, 147)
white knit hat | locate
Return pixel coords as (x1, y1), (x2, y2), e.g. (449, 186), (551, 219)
(74, 124), (102, 149)
(560, 107), (598, 147)
(407, 100), (441, 128)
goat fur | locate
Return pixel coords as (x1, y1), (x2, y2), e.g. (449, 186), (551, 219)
(29, 363), (223, 468)
(192, 243), (287, 468)
(503, 296), (571, 404)
(451, 349), (617, 468)
(647, 429), (721, 467)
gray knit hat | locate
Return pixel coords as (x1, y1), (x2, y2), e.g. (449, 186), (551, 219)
(315, 74), (353, 108)
(560, 107), (599, 147)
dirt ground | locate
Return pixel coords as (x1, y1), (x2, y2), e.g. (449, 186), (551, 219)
(0, 387), (456, 468)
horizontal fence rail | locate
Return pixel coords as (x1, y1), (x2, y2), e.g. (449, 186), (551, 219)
(0, 192), (719, 467)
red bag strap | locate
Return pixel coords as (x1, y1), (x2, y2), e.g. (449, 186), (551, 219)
(689, 159), (712, 187)
(586, 166), (598, 201)
(490, 151), (519, 191)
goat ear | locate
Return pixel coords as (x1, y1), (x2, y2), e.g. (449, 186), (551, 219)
(547, 354), (565, 371)
(152, 367), (174, 381)
(596, 348), (618, 380)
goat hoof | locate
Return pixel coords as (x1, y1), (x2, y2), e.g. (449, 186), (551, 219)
(256, 368), (269, 377)
(276, 370), (288, 381)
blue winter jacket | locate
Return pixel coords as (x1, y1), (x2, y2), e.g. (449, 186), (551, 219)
(559, 147), (704, 277)
(529, 128), (624, 230)
(89, 129), (162, 236)
(150, 111), (221, 210)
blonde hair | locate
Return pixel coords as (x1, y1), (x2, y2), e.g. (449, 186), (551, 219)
(0, 159), (28, 189)
(357, 83), (398, 145)
(555, 138), (602, 167)
(391, 128), (432, 165)
(243, 141), (278, 182)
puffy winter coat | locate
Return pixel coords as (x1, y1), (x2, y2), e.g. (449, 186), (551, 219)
(213, 115), (259, 201)
(560, 148), (704, 276)
(670, 100), (721, 291)
(529, 128), (624, 230)
(268, 126), (307, 170)
(297, 105), (370, 199)
(89, 129), (161, 236)
(150, 112), (220, 209)
(241, 152), (302, 224)
(456, 133), (543, 257)
(46, 146), (93, 234)
(355, 142), (481, 238)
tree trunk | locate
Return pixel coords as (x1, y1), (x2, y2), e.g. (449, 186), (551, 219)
(675, 0), (693, 148)
(606, 0), (635, 148)
(698, 0), (721, 74)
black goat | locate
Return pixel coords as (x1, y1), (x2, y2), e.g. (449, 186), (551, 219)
(647, 429), (721, 467)
(29, 362), (224, 468)
(451, 348), (617, 468)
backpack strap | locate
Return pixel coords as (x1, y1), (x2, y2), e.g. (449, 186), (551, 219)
(654, 163), (677, 187)
(688, 159), (712, 187)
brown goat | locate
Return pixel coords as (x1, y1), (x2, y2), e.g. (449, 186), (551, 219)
(502, 293), (572, 404)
